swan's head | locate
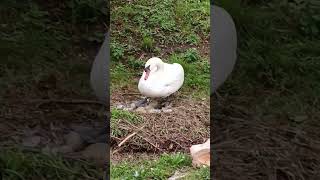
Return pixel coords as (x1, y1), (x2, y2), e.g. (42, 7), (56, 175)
(143, 57), (163, 80)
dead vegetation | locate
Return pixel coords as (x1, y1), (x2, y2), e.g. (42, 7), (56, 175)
(212, 97), (320, 180)
(111, 90), (210, 154)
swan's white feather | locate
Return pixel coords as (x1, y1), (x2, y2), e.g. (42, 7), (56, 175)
(138, 57), (184, 98)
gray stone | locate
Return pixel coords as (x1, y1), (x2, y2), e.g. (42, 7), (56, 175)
(116, 104), (124, 109)
(162, 109), (173, 113)
(130, 102), (137, 109)
(148, 109), (161, 113)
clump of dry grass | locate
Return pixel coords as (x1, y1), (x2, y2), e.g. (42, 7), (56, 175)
(111, 95), (210, 153)
(212, 99), (320, 180)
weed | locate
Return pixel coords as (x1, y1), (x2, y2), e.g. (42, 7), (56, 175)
(141, 36), (154, 52)
(127, 56), (145, 70)
(110, 63), (135, 89)
(215, 0), (320, 113)
(182, 167), (210, 180)
(0, 149), (103, 179)
(183, 48), (201, 63)
(111, 153), (199, 179)
(185, 34), (200, 45)
(111, 42), (125, 61)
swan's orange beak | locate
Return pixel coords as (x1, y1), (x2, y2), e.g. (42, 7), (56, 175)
(144, 70), (150, 80)
(144, 65), (150, 80)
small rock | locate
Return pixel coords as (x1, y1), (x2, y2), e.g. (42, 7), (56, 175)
(81, 143), (107, 166)
(147, 109), (161, 113)
(135, 107), (147, 113)
(130, 103), (137, 109)
(64, 131), (84, 151)
(116, 104), (124, 109)
(162, 109), (173, 113)
(22, 136), (41, 148)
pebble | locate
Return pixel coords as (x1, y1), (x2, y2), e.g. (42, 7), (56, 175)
(162, 109), (173, 113)
(130, 103), (137, 109)
(116, 104), (124, 109)
(148, 109), (161, 113)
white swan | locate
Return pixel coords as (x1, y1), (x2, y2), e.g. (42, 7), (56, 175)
(138, 57), (184, 98)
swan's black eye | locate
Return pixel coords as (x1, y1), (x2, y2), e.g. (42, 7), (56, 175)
(144, 65), (150, 72)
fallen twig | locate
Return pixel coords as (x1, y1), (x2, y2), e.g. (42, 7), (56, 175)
(118, 132), (138, 147)
(118, 125), (145, 147)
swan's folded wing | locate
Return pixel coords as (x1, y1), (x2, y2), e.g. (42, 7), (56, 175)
(163, 63), (184, 93)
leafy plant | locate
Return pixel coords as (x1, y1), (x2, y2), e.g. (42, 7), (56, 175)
(183, 48), (200, 63)
(111, 42), (125, 61)
(111, 109), (143, 137)
(141, 36), (154, 52)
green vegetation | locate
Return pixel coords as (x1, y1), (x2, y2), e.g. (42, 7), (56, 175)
(0, 149), (103, 180)
(111, 153), (209, 179)
(111, 108), (143, 137)
(0, 0), (108, 179)
(110, 0), (210, 97)
(215, 0), (320, 116)
(0, 0), (108, 96)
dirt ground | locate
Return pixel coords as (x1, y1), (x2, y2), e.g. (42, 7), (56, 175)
(212, 96), (320, 180)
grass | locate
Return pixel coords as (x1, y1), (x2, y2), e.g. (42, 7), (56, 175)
(215, 0), (320, 115)
(0, 149), (104, 180)
(0, 1), (108, 179)
(0, 0), (108, 97)
(110, 49), (210, 97)
(111, 153), (209, 179)
(110, 1), (210, 178)
(110, 0), (210, 98)
(111, 108), (143, 137)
